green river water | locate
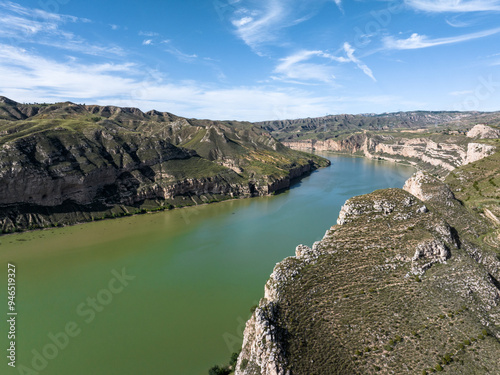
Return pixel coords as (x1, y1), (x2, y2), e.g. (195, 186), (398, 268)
(0, 154), (415, 375)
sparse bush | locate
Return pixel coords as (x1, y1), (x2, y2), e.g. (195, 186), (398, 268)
(229, 351), (240, 368)
(240, 359), (248, 370)
(208, 365), (230, 375)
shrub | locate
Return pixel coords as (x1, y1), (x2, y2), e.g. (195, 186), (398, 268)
(229, 351), (240, 368)
(435, 364), (443, 372)
(240, 359), (249, 370)
(442, 353), (452, 364)
(208, 365), (230, 375)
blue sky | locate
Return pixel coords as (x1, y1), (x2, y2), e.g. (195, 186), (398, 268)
(0, 0), (499, 121)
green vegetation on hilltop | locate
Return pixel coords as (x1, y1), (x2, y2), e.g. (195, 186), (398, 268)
(445, 144), (500, 253)
(237, 141), (500, 374)
(0, 97), (328, 233)
(257, 111), (500, 142)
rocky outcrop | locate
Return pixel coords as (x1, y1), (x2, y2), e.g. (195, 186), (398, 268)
(402, 171), (456, 202)
(0, 98), (328, 232)
(467, 124), (500, 139)
(237, 172), (500, 374)
(284, 131), (498, 175)
(463, 142), (497, 165)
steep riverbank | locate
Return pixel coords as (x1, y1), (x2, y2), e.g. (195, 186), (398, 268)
(236, 132), (500, 374)
(283, 129), (497, 176)
(0, 97), (328, 233)
(0, 155), (415, 375)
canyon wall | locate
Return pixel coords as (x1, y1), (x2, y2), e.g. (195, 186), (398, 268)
(283, 132), (496, 175)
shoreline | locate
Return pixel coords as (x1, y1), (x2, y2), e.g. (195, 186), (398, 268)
(0, 160), (329, 237)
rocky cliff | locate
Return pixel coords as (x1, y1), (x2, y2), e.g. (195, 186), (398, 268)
(0, 98), (329, 233)
(283, 132), (496, 176)
(467, 124), (500, 139)
(236, 149), (500, 374)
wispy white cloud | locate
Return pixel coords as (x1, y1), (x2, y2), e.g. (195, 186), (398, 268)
(383, 27), (500, 49)
(342, 43), (376, 81)
(273, 46), (376, 83)
(139, 31), (159, 37)
(333, 0), (343, 11)
(445, 17), (472, 27)
(405, 0), (500, 12)
(0, 0), (81, 22)
(0, 1), (123, 56)
(161, 40), (198, 61)
(273, 50), (344, 83)
(450, 89), (475, 96)
(229, 0), (337, 52)
(142, 39), (153, 46)
(231, 0), (286, 50)
(0, 44), (137, 100)
(0, 44), (338, 121)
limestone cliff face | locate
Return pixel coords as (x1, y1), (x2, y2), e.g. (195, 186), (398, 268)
(404, 170), (500, 291)
(283, 132), (497, 175)
(467, 124), (500, 139)
(0, 131), (320, 232)
(463, 142), (497, 165)
(0, 98), (328, 232)
(237, 173), (500, 374)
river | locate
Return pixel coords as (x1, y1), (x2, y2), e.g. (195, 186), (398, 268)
(0, 154), (415, 375)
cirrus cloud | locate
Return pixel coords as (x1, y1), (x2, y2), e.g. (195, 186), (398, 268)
(405, 0), (500, 12)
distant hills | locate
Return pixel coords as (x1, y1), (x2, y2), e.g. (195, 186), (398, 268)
(257, 111), (500, 142)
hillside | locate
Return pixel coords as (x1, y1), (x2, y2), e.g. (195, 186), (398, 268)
(0, 97), (328, 233)
(257, 111), (500, 142)
(236, 139), (500, 374)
